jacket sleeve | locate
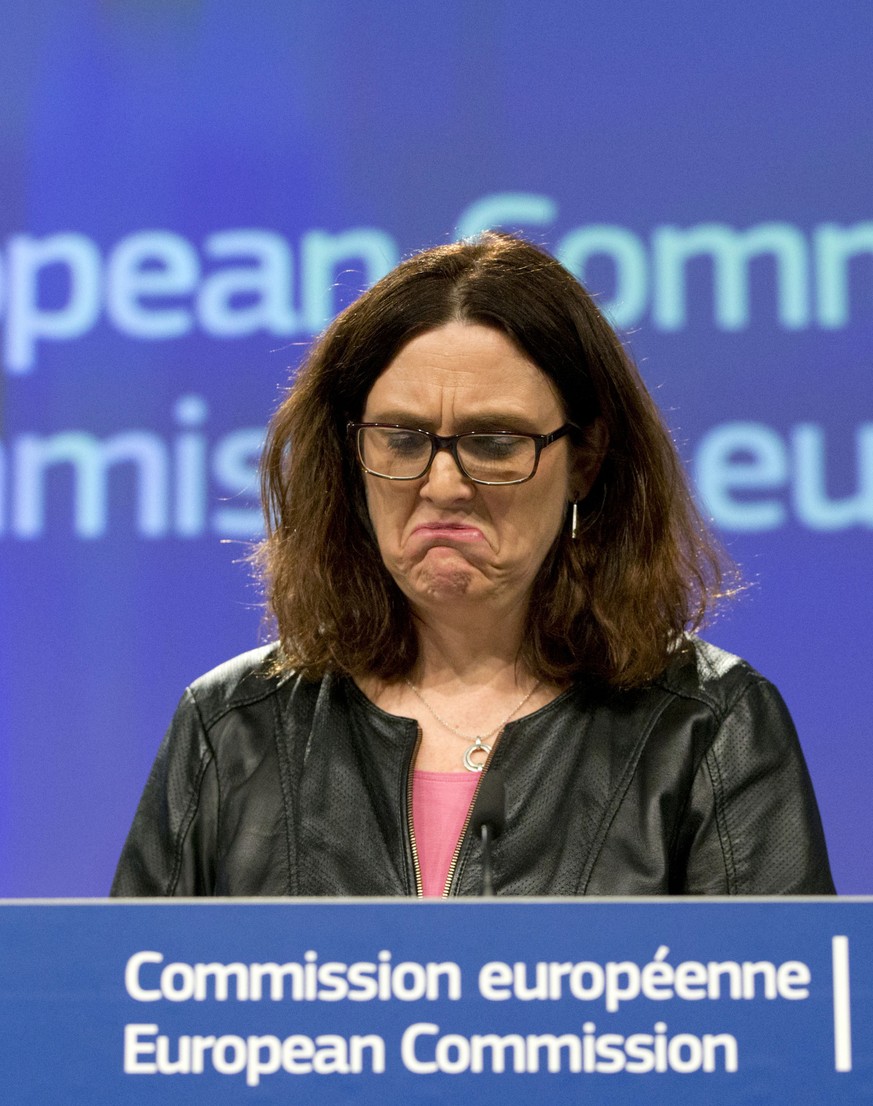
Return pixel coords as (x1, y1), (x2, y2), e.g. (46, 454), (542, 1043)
(110, 688), (219, 896)
(678, 677), (835, 894)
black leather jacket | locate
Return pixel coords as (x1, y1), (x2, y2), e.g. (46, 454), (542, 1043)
(111, 638), (834, 897)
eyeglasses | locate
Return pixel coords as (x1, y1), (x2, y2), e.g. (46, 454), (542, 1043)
(348, 422), (578, 485)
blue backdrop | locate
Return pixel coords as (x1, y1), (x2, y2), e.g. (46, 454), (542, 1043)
(1, 1), (870, 895)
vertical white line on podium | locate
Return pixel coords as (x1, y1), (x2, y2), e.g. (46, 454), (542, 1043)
(832, 935), (852, 1072)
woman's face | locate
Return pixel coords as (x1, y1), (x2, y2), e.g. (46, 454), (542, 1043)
(360, 321), (594, 620)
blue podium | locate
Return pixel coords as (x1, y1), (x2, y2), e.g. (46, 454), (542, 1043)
(1, 899), (870, 1103)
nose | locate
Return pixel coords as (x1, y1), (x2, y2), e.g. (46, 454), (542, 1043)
(420, 445), (475, 501)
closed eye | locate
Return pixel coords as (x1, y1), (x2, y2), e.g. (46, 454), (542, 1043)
(380, 429), (430, 456)
(462, 434), (528, 460)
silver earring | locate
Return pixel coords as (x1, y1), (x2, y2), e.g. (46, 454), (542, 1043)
(570, 484), (606, 540)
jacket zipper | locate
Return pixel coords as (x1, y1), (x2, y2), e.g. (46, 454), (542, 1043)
(442, 769), (484, 898)
(406, 726), (424, 898)
(442, 743), (497, 897)
(407, 728), (498, 898)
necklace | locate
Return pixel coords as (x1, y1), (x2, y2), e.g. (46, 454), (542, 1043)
(404, 678), (541, 772)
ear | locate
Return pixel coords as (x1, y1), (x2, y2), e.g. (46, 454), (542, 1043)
(570, 417), (608, 501)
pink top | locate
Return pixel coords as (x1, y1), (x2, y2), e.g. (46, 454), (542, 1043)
(412, 770), (480, 897)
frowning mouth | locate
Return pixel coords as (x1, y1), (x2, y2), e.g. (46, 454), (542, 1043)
(411, 522), (485, 544)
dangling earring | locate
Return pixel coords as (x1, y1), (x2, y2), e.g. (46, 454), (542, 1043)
(569, 484), (606, 539)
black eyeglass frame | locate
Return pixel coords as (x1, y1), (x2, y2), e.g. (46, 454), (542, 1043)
(347, 421), (580, 486)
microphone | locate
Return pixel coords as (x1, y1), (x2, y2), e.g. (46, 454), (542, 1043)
(471, 769), (506, 896)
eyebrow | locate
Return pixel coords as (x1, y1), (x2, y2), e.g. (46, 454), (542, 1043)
(365, 410), (544, 433)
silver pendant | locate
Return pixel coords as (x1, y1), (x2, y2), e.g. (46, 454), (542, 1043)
(463, 737), (492, 773)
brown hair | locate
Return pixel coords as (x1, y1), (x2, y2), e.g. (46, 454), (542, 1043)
(257, 232), (734, 688)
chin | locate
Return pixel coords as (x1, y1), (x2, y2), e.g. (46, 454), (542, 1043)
(395, 559), (480, 604)
(419, 567), (475, 599)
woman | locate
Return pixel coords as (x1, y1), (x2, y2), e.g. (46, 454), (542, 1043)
(112, 232), (834, 897)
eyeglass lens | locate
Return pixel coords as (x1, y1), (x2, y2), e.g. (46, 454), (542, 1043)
(358, 427), (537, 483)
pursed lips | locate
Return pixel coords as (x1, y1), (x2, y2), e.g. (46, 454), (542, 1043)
(410, 521), (486, 545)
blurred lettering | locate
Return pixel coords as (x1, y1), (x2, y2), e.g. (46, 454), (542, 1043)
(106, 232), (200, 339)
(814, 223), (873, 327)
(1, 207), (870, 374)
(695, 423), (789, 531)
(1, 396), (261, 539)
(199, 230), (297, 336)
(651, 223), (810, 330)
(5, 233), (102, 373)
(300, 228), (398, 331)
(1, 413), (870, 539)
(695, 421), (873, 532)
